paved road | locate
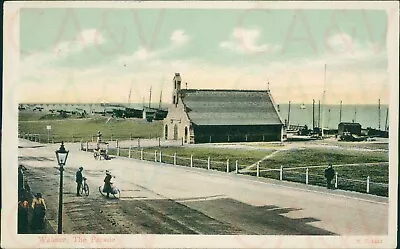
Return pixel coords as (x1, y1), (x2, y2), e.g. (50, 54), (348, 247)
(18, 139), (388, 235)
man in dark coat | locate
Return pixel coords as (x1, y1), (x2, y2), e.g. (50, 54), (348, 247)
(324, 164), (335, 189)
(76, 167), (84, 196)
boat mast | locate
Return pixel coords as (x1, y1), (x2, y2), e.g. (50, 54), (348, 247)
(312, 99), (315, 129)
(318, 100), (321, 129)
(378, 98), (381, 130)
(148, 86), (152, 108)
(287, 101), (291, 128)
(339, 100), (342, 123)
(321, 64), (327, 137)
(385, 107), (389, 131)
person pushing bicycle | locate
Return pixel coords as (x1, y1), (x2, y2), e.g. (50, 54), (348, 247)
(76, 167), (84, 196)
(103, 170), (112, 198)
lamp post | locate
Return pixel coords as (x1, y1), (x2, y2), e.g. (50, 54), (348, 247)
(55, 141), (69, 234)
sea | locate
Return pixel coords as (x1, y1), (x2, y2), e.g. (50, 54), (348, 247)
(276, 103), (389, 130)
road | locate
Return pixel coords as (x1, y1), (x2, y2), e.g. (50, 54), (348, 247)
(18, 139), (388, 235)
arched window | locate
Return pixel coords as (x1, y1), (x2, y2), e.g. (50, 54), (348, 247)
(164, 125), (168, 139)
(173, 124), (178, 140)
(184, 127), (188, 143)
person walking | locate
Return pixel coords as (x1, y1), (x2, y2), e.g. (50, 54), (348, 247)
(31, 193), (46, 231)
(324, 164), (335, 189)
(76, 167), (84, 196)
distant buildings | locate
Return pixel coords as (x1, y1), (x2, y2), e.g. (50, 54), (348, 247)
(163, 73), (284, 144)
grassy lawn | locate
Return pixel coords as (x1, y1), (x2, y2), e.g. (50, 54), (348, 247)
(19, 116), (163, 142)
(259, 148), (388, 169)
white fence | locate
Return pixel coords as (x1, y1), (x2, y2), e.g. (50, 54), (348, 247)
(80, 143), (388, 196)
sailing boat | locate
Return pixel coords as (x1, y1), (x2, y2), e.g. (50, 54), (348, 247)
(300, 103), (306, 109)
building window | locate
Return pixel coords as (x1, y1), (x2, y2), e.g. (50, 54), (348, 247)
(184, 127), (188, 143)
(164, 125), (168, 139)
(173, 124), (178, 140)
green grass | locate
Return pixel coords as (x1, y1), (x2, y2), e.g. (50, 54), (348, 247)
(259, 148), (388, 169)
(18, 112), (49, 121)
(19, 116), (163, 142)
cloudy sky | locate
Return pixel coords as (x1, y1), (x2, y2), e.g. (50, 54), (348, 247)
(18, 8), (390, 104)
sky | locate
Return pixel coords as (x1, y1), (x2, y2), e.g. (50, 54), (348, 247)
(18, 8), (391, 105)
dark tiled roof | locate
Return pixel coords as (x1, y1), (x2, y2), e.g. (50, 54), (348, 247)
(180, 89), (283, 126)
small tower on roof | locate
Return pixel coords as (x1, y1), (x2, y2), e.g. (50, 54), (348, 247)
(172, 73), (182, 106)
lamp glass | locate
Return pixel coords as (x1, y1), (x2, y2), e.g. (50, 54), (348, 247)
(55, 142), (69, 166)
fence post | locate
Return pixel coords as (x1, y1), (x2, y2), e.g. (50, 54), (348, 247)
(159, 151), (162, 162)
(116, 139), (119, 149)
(158, 137), (161, 147)
(80, 140), (83, 151)
(335, 172), (338, 189)
(235, 160), (238, 174)
(280, 166), (283, 180)
(306, 168), (309, 185)
(138, 138), (140, 148)
(207, 157), (211, 170)
(117, 146), (120, 156)
(174, 153), (177, 165)
(154, 150), (157, 162)
(226, 159), (229, 173)
(366, 176), (370, 193)
(128, 146), (131, 158)
(140, 149), (143, 160)
(181, 137), (184, 146)
(190, 155), (193, 167)
(257, 162), (260, 177)
(86, 142), (88, 152)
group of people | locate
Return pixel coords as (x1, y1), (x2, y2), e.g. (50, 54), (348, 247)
(76, 166), (114, 198)
(18, 193), (47, 233)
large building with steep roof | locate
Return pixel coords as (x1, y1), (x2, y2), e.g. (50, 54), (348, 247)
(163, 73), (284, 144)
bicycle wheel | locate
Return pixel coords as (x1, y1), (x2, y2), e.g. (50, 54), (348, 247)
(112, 189), (120, 199)
(83, 184), (89, 196)
(98, 186), (106, 196)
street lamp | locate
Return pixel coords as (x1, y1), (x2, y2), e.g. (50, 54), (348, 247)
(55, 141), (69, 234)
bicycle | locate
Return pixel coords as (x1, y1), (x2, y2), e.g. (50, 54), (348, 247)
(80, 177), (90, 196)
(98, 179), (120, 199)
